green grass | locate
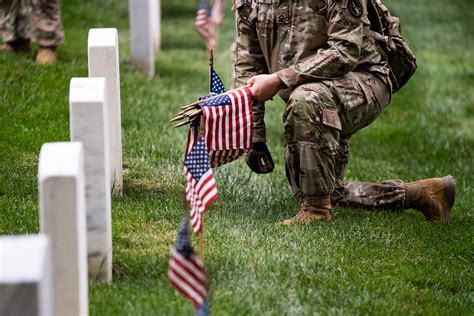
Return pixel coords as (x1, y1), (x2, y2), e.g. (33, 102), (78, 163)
(1, 0), (473, 314)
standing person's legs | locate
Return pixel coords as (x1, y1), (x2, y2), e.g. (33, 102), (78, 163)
(0, 0), (31, 52)
(30, 0), (63, 64)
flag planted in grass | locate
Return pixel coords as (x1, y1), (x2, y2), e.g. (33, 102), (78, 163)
(184, 125), (218, 235)
(195, 0), (210, 39)
(195, 0), (215, 51)
(168, 216), (208, 313)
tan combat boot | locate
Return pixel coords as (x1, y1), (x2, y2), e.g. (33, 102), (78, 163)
(282, 195), (332, 225)
(404, 175), (456, 223)
(36, 47), (57, 65)
(0, 39), (31, 54)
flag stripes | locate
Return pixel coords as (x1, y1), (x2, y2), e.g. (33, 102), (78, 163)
(167, 217), (207, 311)
(168, 250), (207, 307)
(201, 87), (253, 167)
(184, 126), (218, 235)
(195, 0), (217, 51)
(195, 0), (209, 39)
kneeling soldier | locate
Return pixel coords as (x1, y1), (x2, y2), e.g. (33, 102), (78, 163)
(233, 0), (455, 223)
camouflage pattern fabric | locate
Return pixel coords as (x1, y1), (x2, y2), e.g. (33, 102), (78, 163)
(233, 0), (408, 208)
(232, 0), (393, 142)
(283, 72), (391, 197)
(332, 180), (406, 210)
(0, 0), (63, 47)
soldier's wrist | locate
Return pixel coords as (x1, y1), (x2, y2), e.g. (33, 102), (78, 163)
(276, 68), (298, 90)
(252, 128), (266, 143)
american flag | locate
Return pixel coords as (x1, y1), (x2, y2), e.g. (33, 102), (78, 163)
(199, 86), (253, 168)
(184, 125), (218, 235)
(195, 0), (209, 39)
(195, 0), (216, 51)
(168, 216), (208, 312)
(209, 67), (225, 94)
(210, 0), (225, 25)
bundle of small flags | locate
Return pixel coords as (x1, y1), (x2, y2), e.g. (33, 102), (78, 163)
(200, 85), (253, 168)
(195, 0), (225, 51)
(177, 67), (253, 233)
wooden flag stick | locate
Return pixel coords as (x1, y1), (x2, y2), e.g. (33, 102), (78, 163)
(170, 115), (185, 122)
(209, 50), (214, 93)
(174, 120), (190, 128)
(200, 220), (205, 261)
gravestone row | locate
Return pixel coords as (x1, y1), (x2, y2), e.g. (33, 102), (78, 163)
(0, 25), (128, 315)
(1, 2), (162, 313)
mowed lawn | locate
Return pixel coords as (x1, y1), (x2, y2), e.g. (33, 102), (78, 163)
(0, 0), (473, 315)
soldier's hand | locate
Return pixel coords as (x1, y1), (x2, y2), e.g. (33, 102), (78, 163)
(247, 74), (284, 101)
(245, 142), (275, 174)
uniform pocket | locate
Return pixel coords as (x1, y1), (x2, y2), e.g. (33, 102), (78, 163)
(331, 72), (386, 135)
(331, 72), (370, 113)
(322, 108), (342, 131)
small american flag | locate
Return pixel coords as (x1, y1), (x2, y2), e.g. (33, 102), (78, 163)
(195, 0), (210, 39)
(211, 0), (225, 25)
(184, 125), (218, 235)
(210, 67), (225, 94)
(200, 86), (253, 168)
(168, 216), (208, 312)
(195, 0), (216, 51)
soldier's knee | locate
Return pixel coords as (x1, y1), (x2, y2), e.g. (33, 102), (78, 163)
(288, 83), (333, 108)
(284, 83), (339, 143)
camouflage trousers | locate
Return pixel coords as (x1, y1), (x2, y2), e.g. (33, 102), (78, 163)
(0, 0), (63, 47)
(283, 71), (406, 210)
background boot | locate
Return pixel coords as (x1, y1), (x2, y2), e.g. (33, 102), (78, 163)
(404, 175), (455, 223)
(282, 195), (332, 225)
(36, 47), (57, 65)
(0, 39), (31, 54)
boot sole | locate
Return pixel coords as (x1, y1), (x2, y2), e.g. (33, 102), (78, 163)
(442, 175), (456, 223)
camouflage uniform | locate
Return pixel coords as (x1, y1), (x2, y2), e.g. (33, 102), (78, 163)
(232, 0), (408, 209)
(0, 0), (64, 47)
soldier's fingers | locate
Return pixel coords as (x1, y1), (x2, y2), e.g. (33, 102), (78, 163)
(247, 76), (256, 85)
(250, 85), (260, 100)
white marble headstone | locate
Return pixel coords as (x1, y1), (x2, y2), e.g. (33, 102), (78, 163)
(69, 77), (113, 282)
(129, 0), (155, 77)
(0, 234), (53, 316)
(88, 28), (123, 194)
(38, 142), (89, 316)
(151, 0), (161, 51)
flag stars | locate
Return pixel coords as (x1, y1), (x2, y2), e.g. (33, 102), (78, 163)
(184, 139), (211, 180)
(201, 95), (231, 107)
(211, 69), (225, 94)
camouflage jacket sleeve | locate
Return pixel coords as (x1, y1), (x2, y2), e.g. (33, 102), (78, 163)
(232, 0), (269, 143)
(277, 0), (365, 89)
